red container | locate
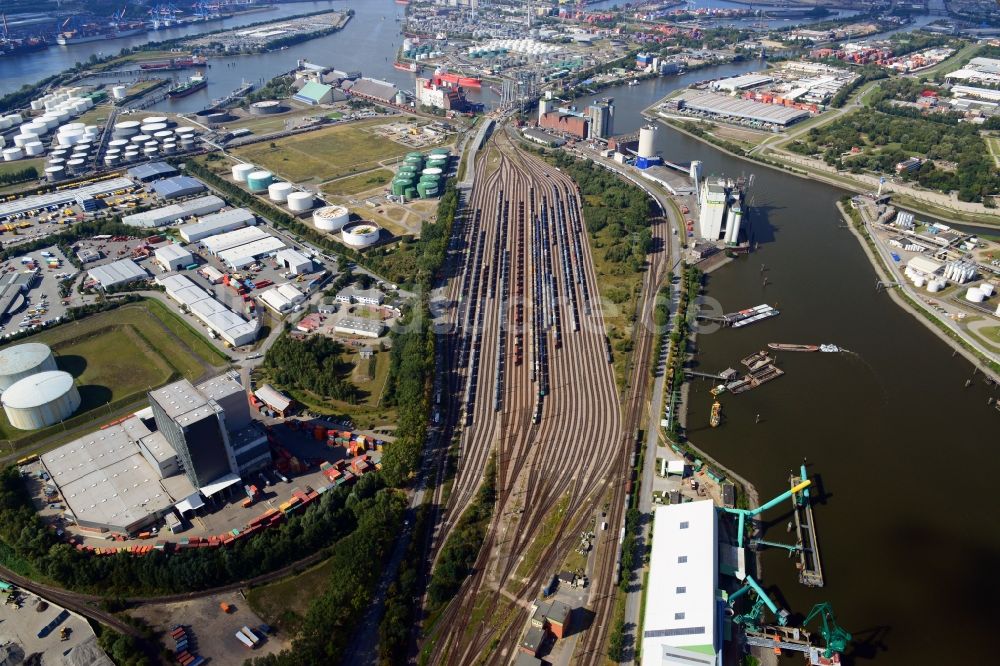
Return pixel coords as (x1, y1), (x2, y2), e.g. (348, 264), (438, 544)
(313, 425), (327, 440)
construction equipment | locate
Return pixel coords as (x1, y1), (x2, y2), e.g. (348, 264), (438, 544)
(804, 602), (851, 658)
(727, 574), (789, 630)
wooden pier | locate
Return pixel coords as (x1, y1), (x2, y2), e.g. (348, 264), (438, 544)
(790, 472), (824, 587)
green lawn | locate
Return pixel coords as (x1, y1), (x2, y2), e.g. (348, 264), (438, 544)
(246, 556), (337, 634)
(232, 119), (414, 184)
(322, 168), (394, 196)
(0, 300), (228, 448)
(979, 325), (1000, 345)
(0, 158), (44, 180)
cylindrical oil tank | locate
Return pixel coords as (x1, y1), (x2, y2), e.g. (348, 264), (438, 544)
(404, 187), (417, 200)
(130, 134), (151, 145)
(162, 142), (177, 154)
(13, 134), (38, 148)
(108, 139), (129, 150)
(429, 147), (450, 156)
(980, 282), (996, 297)
(104, 155), (120, 167)
(426, 157), (448, 169)
(422, 167), (443, 177)
(232, 163), (255, 182)
(966, 287), (985, 303)
(141, 122), (168, 134)
(638, 126), (656, 158)
(23, 142), (44, 157)
(123, 151), (139, 162)
(3, 147), (24, 161)
(417, 181), (439, 198)
(268, 181), (294, 202)
(153, 130), (174, 141)
(0, 343), (56, 390)
(287, 191), (314, 212)
(404, 155), (423, 167)
(406, 151), (424, 160)
(341, 222), (381, 249)
(313, 205), (350, 232)
(143, 116), (168, 126)
(45, 166), (66, 182)
(391, 178), (410, 196)
(48, 157), (66, 167)
(2, 370), (81, 430)
(112, 85), (127, 100)
(247, 170), (273, 192)
(249, 100), (285, 115)
(67, 158), (86, 173)
(175, 126), (197, 138)
(113, 120), (140, 138)
(5, 113), (23, 125)
(57, 129), (83, 147)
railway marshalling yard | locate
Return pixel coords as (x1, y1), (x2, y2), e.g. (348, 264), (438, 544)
(423, 127), (672, 665)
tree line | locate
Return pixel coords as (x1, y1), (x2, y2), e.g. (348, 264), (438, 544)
(263, 335), (361, 405)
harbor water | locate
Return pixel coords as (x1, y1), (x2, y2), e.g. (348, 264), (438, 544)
(587, 73), (999, 664)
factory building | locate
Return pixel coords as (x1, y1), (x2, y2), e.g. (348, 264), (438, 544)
(711, 73), (774, 92)
(87, 258), (149, 289)
(127, 161), (179, 183)
(122, 195), (226, 229)
(275, 248), (313, 275)
(588, 99), (614, 140)
(522, 128), (565, 147)
(2, 370), (80, 430)
(0, 271), (39, 323)
(202, 226), (272, 254)
(40, 372), (265, 534)
(292, 81), (334, 106)
(0, 342), (56, 392)
(336, 286), (385, 306)
(539, 111), (589, 139)
(0, 177), (133, 219)
(345, 77), (399, 104)
(416, 77), (471, 111)
(151, 176), (207, 200)
(157, 274), (259, 346)
(154, 243), (194, 272)
(335, 317), (385, 338)
(671, 90), (810, 127)
(199, 226), (289, 268)
(642, 500), (721, 666)
(259, 283), (306, 314)
(179, 208), (256, 243)
(698, 178), (746, 244)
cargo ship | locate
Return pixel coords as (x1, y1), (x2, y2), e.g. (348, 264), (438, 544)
(56, 22), (147, 45)
(433, 70), (482, 89)
(140, 55), (207, 71)
(709, 401), (722, 427)
(0, 36), (48, 56)
(168, 75), (207, 99)
(768, 343), (819, 352)
(727, 304), (779, 328)
(394, 61), (418, 72)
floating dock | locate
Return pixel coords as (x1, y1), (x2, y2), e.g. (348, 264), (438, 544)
(741, 350), (772, 370)
(726, 304), (779, 328)
(727, 362), (784, 394)
(791, 470), (824, 587)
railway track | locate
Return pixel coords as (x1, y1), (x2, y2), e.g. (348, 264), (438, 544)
(423, 126), (632, 664)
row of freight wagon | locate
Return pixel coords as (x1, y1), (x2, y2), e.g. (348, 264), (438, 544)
(170, 625), (204, 666)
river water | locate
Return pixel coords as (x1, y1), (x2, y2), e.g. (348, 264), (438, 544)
(6, 1), (996, 662)
(582, 69), (999, 664)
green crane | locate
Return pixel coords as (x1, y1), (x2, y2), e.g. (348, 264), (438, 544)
(804, 602), (851, 658)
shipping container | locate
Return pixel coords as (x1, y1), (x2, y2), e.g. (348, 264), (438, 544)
(241, 626), (260, 644)
(236, 630), (255, 649)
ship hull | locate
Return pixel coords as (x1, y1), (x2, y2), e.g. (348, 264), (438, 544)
(168, 80), (208, 98)
(767, 343), (818, 352)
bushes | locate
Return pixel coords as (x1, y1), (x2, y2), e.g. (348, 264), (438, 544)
(0, 166), (38, 187)
(264, 335), (361, 404)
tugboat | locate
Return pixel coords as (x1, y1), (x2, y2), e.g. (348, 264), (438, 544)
(820, 344), (840, 353)
(168, 74), (207, 99)
(709, 401), (722, 427)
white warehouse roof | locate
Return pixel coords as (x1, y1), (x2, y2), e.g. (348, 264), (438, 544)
(156, 273), (258, 346)
(88, 258), (149, 288)
(217, 236), (286, 268)
(0, 177), (133, 218)
(180, 208), (256, 243)
(122, 195), (225, 228)
(907, 256), (943, 275)
(154, 243), (193, 264)
(275, 248), (312, 273)
(201, 226), (270, 254)
(642, 500), (719, 666)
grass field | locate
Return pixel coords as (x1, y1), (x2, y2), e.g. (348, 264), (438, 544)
(232, 119), (412, 184)
(275, 349), (395, 430)
(979, 325), (1000, 345)
(321, 169), (394, 196)
(0, 158), (44, 180)
(247, 556), (337, 633)
(0, 300), (228, 447)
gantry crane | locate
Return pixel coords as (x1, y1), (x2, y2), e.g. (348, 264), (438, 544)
(722, 477), (812, 547)
(727, 574), (789, 632)
(804, 602), (851, 658)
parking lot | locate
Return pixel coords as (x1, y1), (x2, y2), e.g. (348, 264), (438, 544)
(0, 589), (109, 666)
(131, 591), (285, 666)
(0, 244), (78, 335)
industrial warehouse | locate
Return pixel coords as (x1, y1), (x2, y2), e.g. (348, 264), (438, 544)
(157, 273), (259, 346)
(666, 90), (811, 128)
(38, 373), (268, 534)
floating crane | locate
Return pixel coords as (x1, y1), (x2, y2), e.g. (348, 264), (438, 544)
(722, 477), (812, 548)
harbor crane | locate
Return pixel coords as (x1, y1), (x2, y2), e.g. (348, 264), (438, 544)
(722, 475), (812, 548)
(727, 574), (789, 630)
(804, 602), (852, 659)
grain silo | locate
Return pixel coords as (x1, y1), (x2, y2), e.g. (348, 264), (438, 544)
(638, 126), (656, 158)
(0, 343), (57, 391)
(2, 370), (80, 430)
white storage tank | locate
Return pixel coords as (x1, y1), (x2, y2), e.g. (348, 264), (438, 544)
(45, 165), (66, 182)
(966, 287), (985, 303)
(108, 139), (129, 150)
(14, 134), (38, 148)
(232, 163), (255, 182)
(112, 85), (127, 100)
(113, 120), (140, 138)
(67, 158), (86, 173)
(104, 155), (120, 167)
(3, 147), (24, 161)
(980, 282), (996, 298)
(0, 343), (57, 391)
(287, 191), (314, 212)
(142, 122), (168, 134)
(144, 116), (168, 126)
(313, 205), (350, 232)
(927, 279), (943, 293)
(130, 134), (151, 145)
(5, 113), (23, 125)
(913, 276), (925, 289)
(341, 221), (381, 249)
(1, 370), (81, 430)
(23, 141), (44, 157)
(268, 181), (294, 202)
